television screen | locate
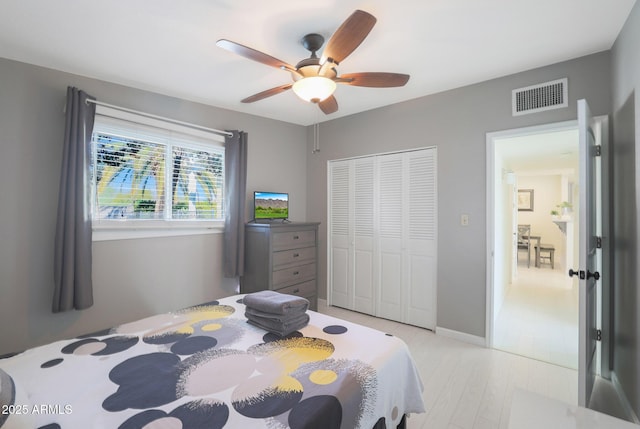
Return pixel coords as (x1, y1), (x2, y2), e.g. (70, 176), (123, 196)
(254, 191), (289, 220)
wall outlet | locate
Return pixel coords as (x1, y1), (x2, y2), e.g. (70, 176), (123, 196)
(461, 214), (469, 226)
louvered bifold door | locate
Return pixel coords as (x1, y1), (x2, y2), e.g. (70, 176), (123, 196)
(353, 157), (376, 315)
(376, 153), (405, 322)
(328, 160), (352, 309)
(329, 148), (437, 328)
(406, 149), (437, 329)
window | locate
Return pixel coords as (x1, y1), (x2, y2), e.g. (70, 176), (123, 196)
(90, 106), (225, 239)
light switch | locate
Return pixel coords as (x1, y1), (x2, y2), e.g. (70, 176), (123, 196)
(461, 214), (469, 226)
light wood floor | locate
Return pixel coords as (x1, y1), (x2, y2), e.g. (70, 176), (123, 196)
(493, 266), (578, 369)
(319, 300), (578, 429)
(318, 298), (638, 427)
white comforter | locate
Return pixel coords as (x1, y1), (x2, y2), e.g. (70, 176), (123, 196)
(0, 295), (425, 429)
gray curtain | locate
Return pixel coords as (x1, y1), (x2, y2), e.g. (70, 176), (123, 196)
(53, 87), (96, 312)
(224, 130), (248, 278)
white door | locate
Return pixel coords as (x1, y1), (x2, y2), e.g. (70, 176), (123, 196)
(353, 157), (376, 314)
(328, 158), (376, 314)
(328, 161), (351, 309)
(376, 149), (437, 329)
(377, 153), (405, 322)
(511, 179), (518, 282)
(577, 99), (599, 407)
(405, 149), (437, 329)
(329, 148), (437, 329)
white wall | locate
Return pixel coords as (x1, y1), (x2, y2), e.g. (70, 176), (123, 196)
(492, 158), (514, 322)
(516, 175), (567, 269)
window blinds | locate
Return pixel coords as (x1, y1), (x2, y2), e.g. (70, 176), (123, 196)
(91, 106), (224, 221)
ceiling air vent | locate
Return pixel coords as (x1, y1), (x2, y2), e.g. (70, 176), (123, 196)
(512, 78), (568, 116)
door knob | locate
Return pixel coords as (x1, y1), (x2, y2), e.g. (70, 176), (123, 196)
(569, 269), (599, 280)
(568, 269), (585, 279)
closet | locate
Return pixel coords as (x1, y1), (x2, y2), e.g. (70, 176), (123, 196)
(328, 147), (437, 330)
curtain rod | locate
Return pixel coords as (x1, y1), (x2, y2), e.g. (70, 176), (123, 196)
(85, 99), (233, 137)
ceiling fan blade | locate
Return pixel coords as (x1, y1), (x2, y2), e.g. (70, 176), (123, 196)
(241, 84), (293, 103)
(338, 72), (410, 87)
(319, 95), (338, 114)
(321, 10), (376, 65)
(216, 39), (297, 73)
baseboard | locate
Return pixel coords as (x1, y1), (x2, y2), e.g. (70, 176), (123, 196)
(320, 302), (486, 348)
(435, 326), (486, 347)
(611, 371), (640, 424)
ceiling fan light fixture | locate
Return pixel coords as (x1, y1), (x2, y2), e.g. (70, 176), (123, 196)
(218, 10), (408, 115)
(292, 76), (336, 103)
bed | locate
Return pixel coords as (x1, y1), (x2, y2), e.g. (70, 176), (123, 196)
(0, 294), (425, 429)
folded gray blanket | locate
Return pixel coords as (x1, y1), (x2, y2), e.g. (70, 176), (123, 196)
(245, 306), (306, 322)
(246, 312), (310, 337)
(243, 290), (309, 315)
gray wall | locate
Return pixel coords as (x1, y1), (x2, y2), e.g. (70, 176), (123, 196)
(306, 52), (611, 338)
(0, 58), (307, 355)
(611, 1), (640, 418)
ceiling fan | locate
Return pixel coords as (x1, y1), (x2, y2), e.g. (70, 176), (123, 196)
(216, 10), (410, 115)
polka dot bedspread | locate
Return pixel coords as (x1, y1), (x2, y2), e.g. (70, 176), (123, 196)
(0, 294), (425, 428)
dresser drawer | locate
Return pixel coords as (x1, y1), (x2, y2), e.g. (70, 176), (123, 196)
(272, 246), (316, 268)
(272, 230), (316, 250)
(242, 222), (319, 300)
(272, 263), (316, 288)
(277, 280), (316, 298)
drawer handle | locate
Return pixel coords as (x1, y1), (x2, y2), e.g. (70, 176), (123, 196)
(293, 271), (299, 275)
(293, 235), (299, 240)
(293, 253), (300, 258)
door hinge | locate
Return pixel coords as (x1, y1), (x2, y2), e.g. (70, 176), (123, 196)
(594, 145), (602, 156)
(596, 236), (602, 249)
(596, 329), (602, 341)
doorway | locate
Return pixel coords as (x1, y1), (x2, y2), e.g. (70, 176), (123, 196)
(486, 121), (581, 369)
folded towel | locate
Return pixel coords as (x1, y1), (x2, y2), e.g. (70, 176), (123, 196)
(245, 306), (307, 322)
(246, 312), (310, 337)
(246, 312), (309, 329)
(243, 291), (309, 315)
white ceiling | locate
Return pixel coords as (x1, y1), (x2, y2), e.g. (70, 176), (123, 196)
(0, 0), (636, 126)
(497, 129), (579, 174)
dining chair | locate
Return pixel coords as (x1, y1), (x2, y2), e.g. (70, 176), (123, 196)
(517, 224), (532, 268)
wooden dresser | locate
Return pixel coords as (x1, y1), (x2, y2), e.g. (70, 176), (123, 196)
(241, 222), (320, 311)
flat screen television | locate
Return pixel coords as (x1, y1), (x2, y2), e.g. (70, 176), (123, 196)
(254, 191), (289, 220)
